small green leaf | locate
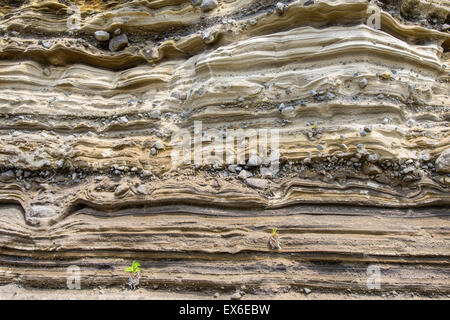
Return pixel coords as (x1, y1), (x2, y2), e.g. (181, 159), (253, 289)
(125, 260), (142, 274)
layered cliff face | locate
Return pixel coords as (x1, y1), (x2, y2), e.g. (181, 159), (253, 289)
(0, 0), (449, 298)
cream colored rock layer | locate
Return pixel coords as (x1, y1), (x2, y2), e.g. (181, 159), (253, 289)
(0, 0), (448, 295)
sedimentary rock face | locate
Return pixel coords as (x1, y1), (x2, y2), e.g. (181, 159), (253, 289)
(0, 0), (449, 297)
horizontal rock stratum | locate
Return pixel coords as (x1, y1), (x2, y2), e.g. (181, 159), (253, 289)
(0, 0), (449, 298)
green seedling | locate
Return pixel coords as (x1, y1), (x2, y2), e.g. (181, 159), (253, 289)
(125, 260), (141, 290)
(125, 260), (141, 274)
(268, 228), (281, 250)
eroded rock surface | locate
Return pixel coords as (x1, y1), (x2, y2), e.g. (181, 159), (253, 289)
(0, 0), (449, 297)
(436, 148), (450, 173)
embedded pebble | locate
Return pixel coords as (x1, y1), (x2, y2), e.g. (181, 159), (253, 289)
(200, 0), (218, 12)
(109, 34), (128, 52)
(230, 292), (242, 300)
(94, 31), (110, 41)
(275, 2), (286, 14)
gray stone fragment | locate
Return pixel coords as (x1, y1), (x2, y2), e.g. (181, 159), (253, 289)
(359, 78), (368, 88)
(230, 292), (241, 300)
(200, 0), (218, 12)
(94, 31), (110, 41)
(436, 148), (450, 173)
(136, 185), (147, 194)
(367, 153), (379, 162)
(30, 205), (57, 217)
(401, 166), (415, 175)
(42, 40), (54, 49)
(153, 140), (164, 150)
(0, 170), (15, 182)
(149, 110), (161, 120)
(246, 178), (268, 189)
(363, 163), (382, 175)
(114, 184), (129, 197)
(247, 154), (261, 166)
(109, 34), (128, 52)
(281, 106), (294, 115)
(119, 116), (128, 123)
(238, 170), (252, 180)
(43, 67), (51, 77)
(276, 2), (286, 14)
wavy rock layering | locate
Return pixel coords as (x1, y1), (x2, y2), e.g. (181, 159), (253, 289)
(0, 0), (449, 295)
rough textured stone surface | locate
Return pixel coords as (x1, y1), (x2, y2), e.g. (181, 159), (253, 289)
(230, 292), (241, 300)
(109, 34), (128, 52)
(436, 148), (450, 173)
(94, 30), (110, 41)
(0, 0), (448, 298)
(246, 178), (268, 189)
(200, 0), (218, 12)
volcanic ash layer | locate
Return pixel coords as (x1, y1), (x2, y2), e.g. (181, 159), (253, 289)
(0, 0), (449, 295)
